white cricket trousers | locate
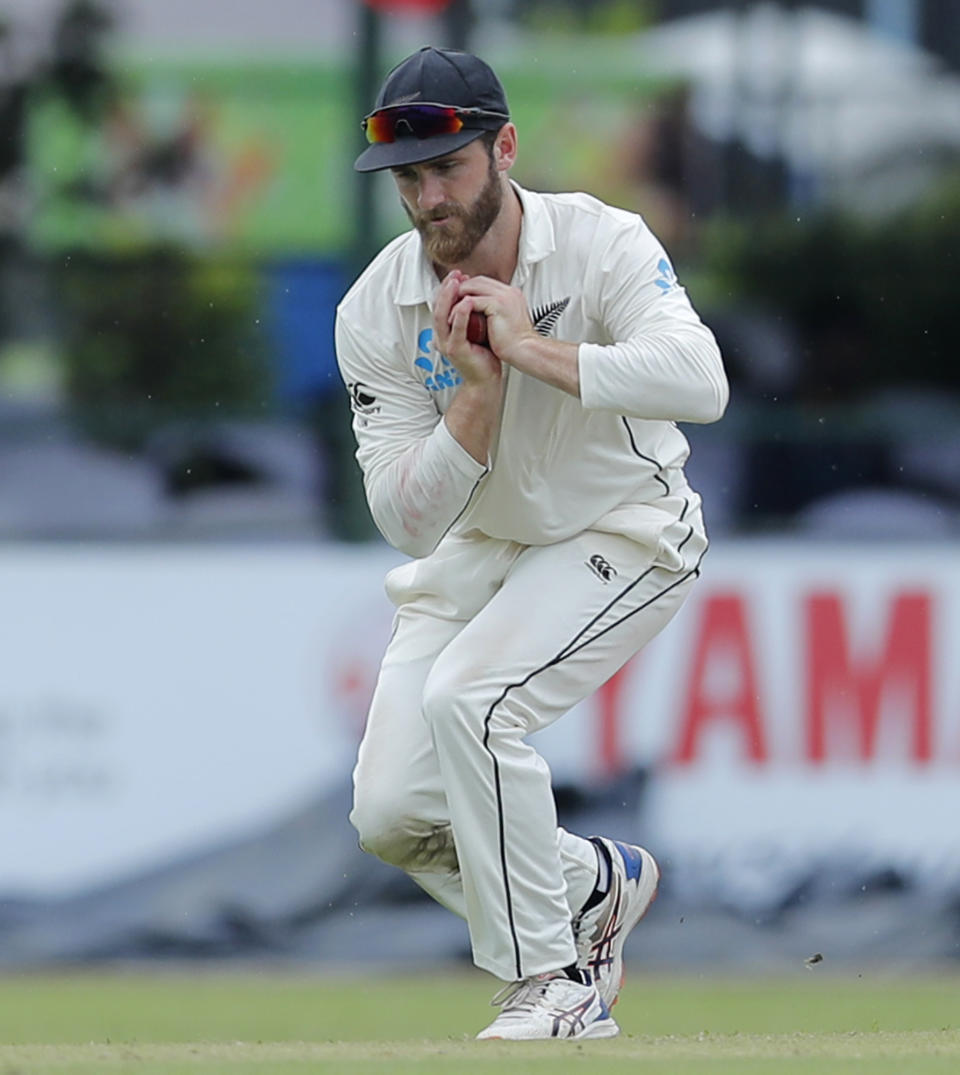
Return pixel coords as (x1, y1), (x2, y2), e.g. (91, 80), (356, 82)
(350, 502), (706, 982)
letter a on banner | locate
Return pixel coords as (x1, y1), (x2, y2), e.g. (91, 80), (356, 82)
(672, 593), (768, 765)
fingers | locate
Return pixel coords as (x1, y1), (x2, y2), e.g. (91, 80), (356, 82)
(433, 270), (464, 336)
(455, 275), (507, 304)
(454, 275), (489, 293)
(435, 272), (499, 328)
(432, 275), (500, 385)
(448, 296), (474, 342)
(455, 277), (535, 359)
(457, 276), (528, 322)
(433, 272), (470, 349)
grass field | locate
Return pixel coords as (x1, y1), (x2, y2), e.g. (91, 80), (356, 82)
(0, 970), (958, 1073)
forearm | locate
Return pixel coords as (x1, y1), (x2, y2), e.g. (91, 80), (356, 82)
(579, 324), (728, 423)
(501, 335), (580, 399)
(500, 321), (726, 423)
(363, 420), (488, 557)
(362, 374), (502, 556)
(443, 375), (505, 464)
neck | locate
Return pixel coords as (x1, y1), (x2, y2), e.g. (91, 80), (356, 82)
(436, 181), (523, 284)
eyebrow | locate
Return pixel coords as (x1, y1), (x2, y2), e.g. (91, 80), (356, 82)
(391, 150), (466, 174)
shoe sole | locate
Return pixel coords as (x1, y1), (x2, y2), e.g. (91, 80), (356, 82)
(575, 1015), (621, 1039)
(478, 1016), (620, 1041)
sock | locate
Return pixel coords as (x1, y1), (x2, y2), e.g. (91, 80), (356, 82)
(561, 962), (592, 986)
(578, 837), (613, 916)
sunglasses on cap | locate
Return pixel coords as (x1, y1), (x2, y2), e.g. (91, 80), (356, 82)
(362, 103), (509, 144)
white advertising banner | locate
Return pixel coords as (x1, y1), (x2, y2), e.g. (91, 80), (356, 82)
(1, 540), (958, 898)
(0, 544), (402, 896)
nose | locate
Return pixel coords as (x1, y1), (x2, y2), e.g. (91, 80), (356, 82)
(417, 173), (446, 212)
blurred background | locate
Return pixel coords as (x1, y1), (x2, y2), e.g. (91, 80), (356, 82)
(1, 0), (959, 973)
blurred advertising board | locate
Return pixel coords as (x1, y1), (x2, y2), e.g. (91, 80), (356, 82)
(586, 542), (960, 906)
(26, 63), (356, 254)
(24, 52), (666, 255)
(0, 544), (400, 896)
(1, 541), (957, 898)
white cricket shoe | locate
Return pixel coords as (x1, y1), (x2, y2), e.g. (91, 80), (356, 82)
(573, 838), (660, 1009)
(476, 973), (619, 1041)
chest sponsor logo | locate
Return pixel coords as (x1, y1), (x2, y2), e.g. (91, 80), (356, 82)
(654, 257), (679, 294)
(414, 328), (463, 392)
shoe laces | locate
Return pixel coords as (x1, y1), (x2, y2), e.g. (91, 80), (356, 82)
(489, 973), (568, 1010)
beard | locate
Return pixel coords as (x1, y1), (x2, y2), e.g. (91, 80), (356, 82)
(403, 156), (504, 267)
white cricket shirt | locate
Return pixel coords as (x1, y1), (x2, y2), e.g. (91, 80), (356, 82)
(335, 183), (728, 558)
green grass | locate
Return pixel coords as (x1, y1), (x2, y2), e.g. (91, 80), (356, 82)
(0, 971), (958, 1073)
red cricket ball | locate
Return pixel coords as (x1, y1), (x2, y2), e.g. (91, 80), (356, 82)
(466, 310), (488, 346)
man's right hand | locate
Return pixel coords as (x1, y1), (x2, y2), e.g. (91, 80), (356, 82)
(433, 271), (502, 387)
(433, 271), (504, 466)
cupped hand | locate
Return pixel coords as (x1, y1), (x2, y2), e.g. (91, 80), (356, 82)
(432, 271), (502, 386)
(455, 275), (539, 366)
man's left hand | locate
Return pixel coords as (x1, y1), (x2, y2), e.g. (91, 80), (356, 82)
(454, 276), (539, 367)
(455, 276), (581, 399)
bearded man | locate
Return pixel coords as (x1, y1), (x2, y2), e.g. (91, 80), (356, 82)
(335, 46), (728, 1041)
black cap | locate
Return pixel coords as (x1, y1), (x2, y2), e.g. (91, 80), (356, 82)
(354, 46), (509, 173)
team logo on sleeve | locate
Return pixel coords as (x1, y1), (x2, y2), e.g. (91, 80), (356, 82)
(531, 297), (570, 336)
(348, 382), (380, 420)
(654, 258), (679, 294)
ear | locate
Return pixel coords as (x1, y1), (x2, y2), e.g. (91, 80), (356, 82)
(493, 123), (518, 173)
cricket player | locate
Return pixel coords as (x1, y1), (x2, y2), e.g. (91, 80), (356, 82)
(335, 46), (728, 1040)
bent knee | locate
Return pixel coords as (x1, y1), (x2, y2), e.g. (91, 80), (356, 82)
(350, 792), (458, 873)
(349, 789), (400, 861)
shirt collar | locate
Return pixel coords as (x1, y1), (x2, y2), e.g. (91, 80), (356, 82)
(393, 181), (556, 307)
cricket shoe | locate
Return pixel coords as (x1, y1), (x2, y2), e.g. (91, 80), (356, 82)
(476, 972), (619, 1041)
(573, 838), (660, 1009)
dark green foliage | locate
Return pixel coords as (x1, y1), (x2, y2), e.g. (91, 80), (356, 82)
(703, 178), (960, 401)
(56, 248), (271, 447)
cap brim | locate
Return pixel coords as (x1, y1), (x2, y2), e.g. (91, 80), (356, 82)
(354, 128), (484, 173)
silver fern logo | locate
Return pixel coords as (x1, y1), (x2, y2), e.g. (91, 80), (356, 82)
(531, 297), (570, 337)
